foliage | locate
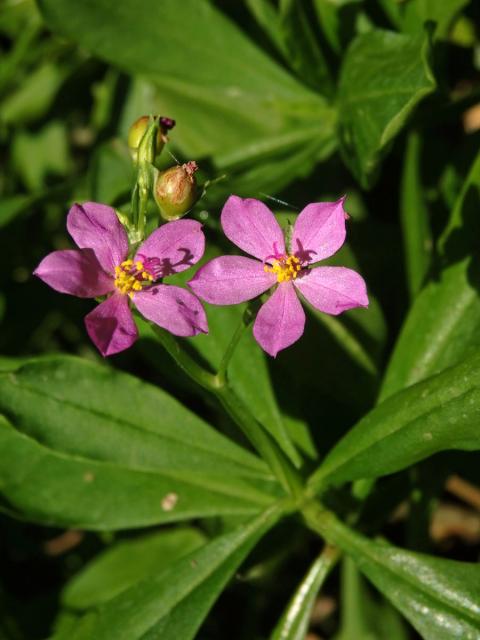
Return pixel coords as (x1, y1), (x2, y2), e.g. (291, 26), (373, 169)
(1, 0), (480, 638)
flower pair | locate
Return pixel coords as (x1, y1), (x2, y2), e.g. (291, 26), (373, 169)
(35, 196), (368, 357)
(34, 202), (207, 356)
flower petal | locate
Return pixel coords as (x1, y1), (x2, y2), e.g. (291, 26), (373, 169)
(67, 202), (128, 273)
(221, 195), (285, 261)
(85, 293), (138, 357)
(134, 284), (208, 337)
(294, 266), (369, 315)
(253, 282), (305, 357)
(135, 219), (205, 278)
(189, 255), (276, 305)
(34, 249), (113, 298)
(291, 198), (347, 263)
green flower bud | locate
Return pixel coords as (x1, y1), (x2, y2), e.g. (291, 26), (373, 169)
(127, 115), (175, 161)
(154, 161), (199, 220)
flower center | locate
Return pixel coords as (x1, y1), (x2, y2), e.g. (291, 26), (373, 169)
(264, 254), (302, 283)
(114, 259), (154, 297)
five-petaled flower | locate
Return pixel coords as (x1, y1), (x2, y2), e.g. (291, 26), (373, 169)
(34, 202), (207, 356)
(189, 196), (368, 357)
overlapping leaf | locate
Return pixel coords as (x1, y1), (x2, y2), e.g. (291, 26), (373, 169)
(52, 505), (283, 640)
(309, 350), (480, 490)
(329, 518), (480, 640)
(0, 356), (280, 529)
(338, 29), (435, 188)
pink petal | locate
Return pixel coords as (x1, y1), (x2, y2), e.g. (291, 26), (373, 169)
(134, 284), (208, 337)
(67, 202), (128, 273)
(253, 282), (305, 357)
(135, 219), (205, 278)
(188, 255), (276, 305)
(84, 293), (138, 357)
(34, 249), (113, 298)
(294, 266), (369, 315)
(221, 195), (285, 261)
(292, 198), (347, 263)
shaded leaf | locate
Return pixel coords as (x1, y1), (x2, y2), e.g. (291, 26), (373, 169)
(400, 131), (432, 299)
(338, 29), (435, 188)
(334, 557), (409, 640)
(309, 350), (480, 490)
(53, 504), (283, 640)
(381, 150), (480, 399)
(63, 527), (207, 610)
(270, 545), (339, 640)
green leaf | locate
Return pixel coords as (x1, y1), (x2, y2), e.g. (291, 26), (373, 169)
(88, 139), (135, 205)
(11, 121), (71, 191)
(270, 546), (339, 640)
(334, 558), (409, 640)
(328, 517), (480, 640)
(402, 0), (469, 39)
(63, 528), (207, 610)
(0, 62), (65, 125)
(312, 0), (364, 54)
(381, 150), (480, 399)
(38, 0), (330, 159)
(337, 29), (436, 188)
(400, 131), (432, 299)
(52, 505), (283, 640)
(0, 356), (280, 529)
(309, 350), (480, 490)
(278, 0), (333, 94)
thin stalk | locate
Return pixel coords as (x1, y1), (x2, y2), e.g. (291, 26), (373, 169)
(216, 307), (254, 386)
(149, 325), (219, 392)
(150, 324), (303, 497)
(215, 384), (303, 497)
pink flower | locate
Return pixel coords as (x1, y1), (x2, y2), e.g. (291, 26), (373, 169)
(189, 196), (368, 357)
(34, 202), (207, 356)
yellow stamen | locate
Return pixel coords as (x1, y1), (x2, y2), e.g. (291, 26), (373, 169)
(264, 255), (302, 283)
(114, 259), (153, 297)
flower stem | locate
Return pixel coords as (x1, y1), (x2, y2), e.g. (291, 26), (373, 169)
(216, 306), (254, 386)
(149, 325), (219, 392)
(149, 323), (303, 497)
(131, 117), (159, 239)
(215, 384), (303, 497)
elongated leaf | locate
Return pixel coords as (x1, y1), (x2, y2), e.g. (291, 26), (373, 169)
(53, 504), (283, 640)
(334, 558), (409, 640)
(38, 0), (329, 159)
(309, 350), (480, 490)
(327, 517), (480, 640)
(270, 546), (339, 640)
(0, 414), (273, 530)
(381, 150), (480, 399)
(0, 357), (280, 529)
(338, 29), (435, 188)
(400, 131), (432, 299)
(63, 528), (207, 610)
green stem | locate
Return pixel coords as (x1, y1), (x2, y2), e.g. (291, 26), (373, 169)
(150, 325), (219, 392)
(216, 307), (254, 386)
(215, 384), (303, 497)
(150, 323), (303, 497)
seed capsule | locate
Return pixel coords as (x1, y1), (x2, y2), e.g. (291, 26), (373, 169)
(154, 161), (199, 220)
